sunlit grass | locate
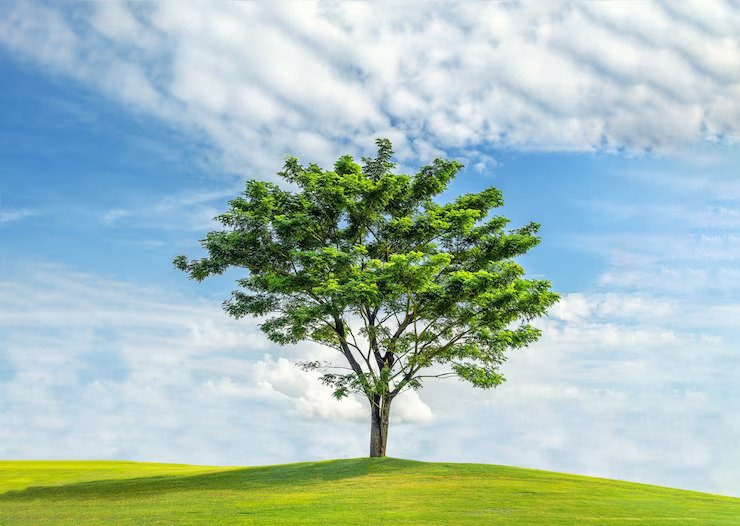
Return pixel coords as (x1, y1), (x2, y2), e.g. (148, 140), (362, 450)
(1, 458), (737, 525)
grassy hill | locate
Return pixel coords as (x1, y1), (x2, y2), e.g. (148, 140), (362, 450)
(1, 458), (737, 525)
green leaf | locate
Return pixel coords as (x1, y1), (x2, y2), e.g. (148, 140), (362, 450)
(176, 138), (559, 401)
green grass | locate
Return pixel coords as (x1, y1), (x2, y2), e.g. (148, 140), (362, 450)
(1, 458), (737, 525)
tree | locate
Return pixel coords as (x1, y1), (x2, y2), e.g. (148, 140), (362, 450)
(174, 139), (559, 457)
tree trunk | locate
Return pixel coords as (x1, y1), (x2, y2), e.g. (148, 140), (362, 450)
(369, 394), (392, 457)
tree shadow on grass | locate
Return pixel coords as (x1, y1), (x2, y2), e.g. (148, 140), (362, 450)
(0, 457), (394, 502)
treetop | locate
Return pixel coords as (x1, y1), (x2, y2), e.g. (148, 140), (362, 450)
(175, 138), (559, 398)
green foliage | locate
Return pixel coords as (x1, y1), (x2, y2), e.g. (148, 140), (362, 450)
(2, 460), (738, 525)
(175, 139), (560, 401)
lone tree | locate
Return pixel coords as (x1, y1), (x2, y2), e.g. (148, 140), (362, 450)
(175, 139), (559, 457)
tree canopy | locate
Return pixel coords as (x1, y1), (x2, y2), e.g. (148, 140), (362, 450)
(175, 138), (559, 456)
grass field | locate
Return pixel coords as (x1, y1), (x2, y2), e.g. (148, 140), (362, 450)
(1, 458), (738, 525)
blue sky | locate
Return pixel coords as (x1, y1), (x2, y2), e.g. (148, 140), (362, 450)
(1, 1), (739, 496)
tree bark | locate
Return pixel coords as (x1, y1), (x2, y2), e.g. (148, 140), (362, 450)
(369, 394), (392, 457)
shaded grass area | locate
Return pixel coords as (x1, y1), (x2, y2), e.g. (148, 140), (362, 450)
(1, 458), (738, 525)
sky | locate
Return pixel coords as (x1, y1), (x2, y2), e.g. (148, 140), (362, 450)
(1, 0), (739, 496)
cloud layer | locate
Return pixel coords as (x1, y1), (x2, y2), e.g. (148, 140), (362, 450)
(1, 263), (737, 495)
(0, 265), (433, 464)
(2, 1), (738, 174)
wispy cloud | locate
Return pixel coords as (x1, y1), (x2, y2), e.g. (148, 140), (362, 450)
(101, 209), (130, 225)
(0, 208), (39, 225)
(1, 1), (738, 175)
(98, 187), (240, 231)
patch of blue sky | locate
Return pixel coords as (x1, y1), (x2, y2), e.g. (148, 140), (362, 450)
(0, 52), (675, 296)
(3, 50), (739, 334)
(0, 53), (236, 296)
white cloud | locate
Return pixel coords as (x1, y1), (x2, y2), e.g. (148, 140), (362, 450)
(234, 357), (434, 423)
(250, 357), (366, 422)
(548, 293), (590, 321)
(90, 1), (147, 44)
(393, 390), (434, 423)
(98, 187), (241, 230)
(401, 287), (739, 495)
(0, 264), (431, 458)
(102, 209), (129, 225)
(599, 264), (740, 293)
(550, 292), (675, 323)
(1, 1), (738, 176)
(0, 208), (38, 225)
(0, 264), (370, 464)
(587, 231), (740, 295)
(0, 257), (738, 494)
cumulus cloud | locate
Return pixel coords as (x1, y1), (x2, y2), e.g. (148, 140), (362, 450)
(1, 1), (738, 176)
(250, 357), (366, 422)
(393, 390), (434, 423)
(206, 357), (434, 424)
(548, 293), (591, 321)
